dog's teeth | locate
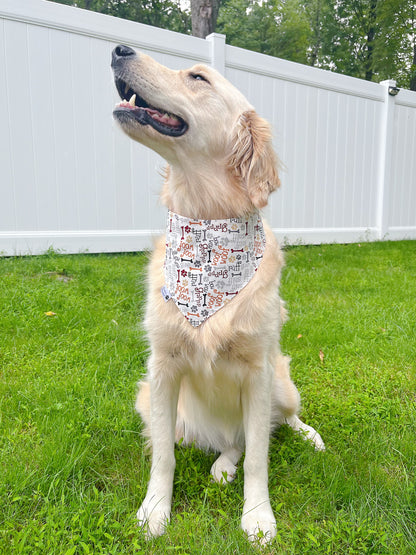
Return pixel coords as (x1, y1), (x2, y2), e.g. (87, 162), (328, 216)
(129, 94), (136, 107)
(163, 113), (179, 123)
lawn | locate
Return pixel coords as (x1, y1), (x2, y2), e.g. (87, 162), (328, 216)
(0, 241), (415, 554)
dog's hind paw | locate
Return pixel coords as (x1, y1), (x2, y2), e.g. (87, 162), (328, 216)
(241, 502), (277, 545)
(211, 457), (237, 484)
(137, 502), (170, 539)
(298, 422), (326, 451)
(308, 428), (325, 451)
(210, 448), (242, 484)
(286, 415), (325, 451)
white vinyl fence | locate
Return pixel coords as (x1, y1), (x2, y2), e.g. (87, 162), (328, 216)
(1, 0), (415, 255)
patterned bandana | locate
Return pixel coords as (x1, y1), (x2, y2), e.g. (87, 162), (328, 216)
(163, 210), (266, 327)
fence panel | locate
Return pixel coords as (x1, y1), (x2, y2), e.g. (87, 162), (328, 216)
(225, 47), (386, 243)
(0, 0), (415, 255)
(388, 90), (416, 239)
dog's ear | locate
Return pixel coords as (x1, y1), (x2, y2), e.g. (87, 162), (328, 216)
(228, 110), (280, 209)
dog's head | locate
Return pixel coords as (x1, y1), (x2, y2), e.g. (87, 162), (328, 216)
(112, 45), (280, 210)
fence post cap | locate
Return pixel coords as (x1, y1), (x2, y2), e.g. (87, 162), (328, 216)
(206, 33), (226, 41)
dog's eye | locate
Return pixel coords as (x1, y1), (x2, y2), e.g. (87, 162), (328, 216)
(190, 73), (209, 84)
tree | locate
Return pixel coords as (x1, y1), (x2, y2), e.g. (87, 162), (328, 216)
(376, 0), (416, 90)
(364, 0), (378, 81)
(217, 0), (311, 64)
(269, 0), (311, 64)
(315, 0), (380, 80)
(191, 0), (221, 38)
(304, 0), (339, 68)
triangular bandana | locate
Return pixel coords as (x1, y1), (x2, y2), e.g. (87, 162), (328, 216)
(163, 210), (266, 327)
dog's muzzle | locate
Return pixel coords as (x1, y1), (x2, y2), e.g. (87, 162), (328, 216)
(111, 45), (188, 137)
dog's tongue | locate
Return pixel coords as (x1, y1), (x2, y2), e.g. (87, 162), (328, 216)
(143, 108), (182, 129)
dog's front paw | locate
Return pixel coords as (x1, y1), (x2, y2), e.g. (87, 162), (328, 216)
(241, 502), (277, 545)
(137, 499), (170, 539)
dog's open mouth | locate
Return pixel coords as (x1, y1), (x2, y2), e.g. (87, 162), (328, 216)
(113, 77), (188, 137)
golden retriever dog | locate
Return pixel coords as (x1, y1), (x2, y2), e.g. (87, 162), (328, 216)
(111, 44), (324, 544)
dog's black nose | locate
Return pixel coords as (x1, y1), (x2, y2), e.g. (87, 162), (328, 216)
(114, 44), (136, 58)
(112, 45), (136, 66)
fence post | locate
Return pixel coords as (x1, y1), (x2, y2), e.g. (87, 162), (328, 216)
(376, 79), (398, 240)
(206, 33), (226, 74)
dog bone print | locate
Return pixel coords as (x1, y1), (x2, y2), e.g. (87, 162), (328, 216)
(163, 210), (266, 327)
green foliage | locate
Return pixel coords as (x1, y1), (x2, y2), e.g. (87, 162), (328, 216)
(223, 0), (416, 89)
(216, 0), (312, 64)
(314, 0), (416, 87)
(47, 0), (191, 34)
(1, 243), (416, 552)
(375, 0), (416, 89)
(48, 0), (416, 88)
(218, 0), (416, 88)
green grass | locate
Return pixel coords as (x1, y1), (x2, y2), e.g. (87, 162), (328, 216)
(0, 241), (415, 554)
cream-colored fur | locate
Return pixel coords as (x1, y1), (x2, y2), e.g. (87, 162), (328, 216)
(112, 45), (324, 544)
